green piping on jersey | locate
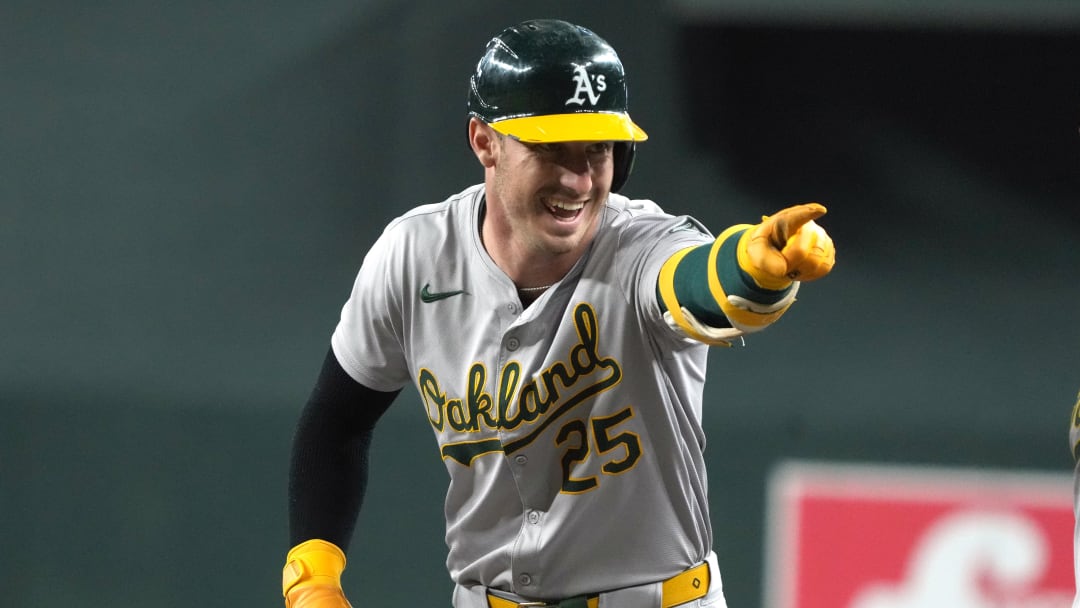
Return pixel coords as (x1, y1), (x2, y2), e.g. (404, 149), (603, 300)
(442, 439), (503, 466)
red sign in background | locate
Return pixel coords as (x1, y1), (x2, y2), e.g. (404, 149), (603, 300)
(764, 461), (1075, 608)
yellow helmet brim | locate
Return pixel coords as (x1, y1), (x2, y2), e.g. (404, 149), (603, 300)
(491, 112), (648, 143)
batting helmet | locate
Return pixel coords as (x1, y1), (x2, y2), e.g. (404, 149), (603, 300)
(467, 19), (648, 192)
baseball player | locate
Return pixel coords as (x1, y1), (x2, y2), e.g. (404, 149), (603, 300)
(282, 19), (835, 608)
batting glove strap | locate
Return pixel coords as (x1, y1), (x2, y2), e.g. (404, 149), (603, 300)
(282, 539), (347, 599)
(662, 307), (745, 347)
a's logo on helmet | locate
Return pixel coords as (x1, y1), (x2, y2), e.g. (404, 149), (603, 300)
(565, 65), (607, 107)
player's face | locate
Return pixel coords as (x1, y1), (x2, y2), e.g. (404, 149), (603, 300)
(487, 133), (614, 257)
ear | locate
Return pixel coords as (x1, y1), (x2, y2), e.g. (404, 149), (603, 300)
(468, 118), (498, 168)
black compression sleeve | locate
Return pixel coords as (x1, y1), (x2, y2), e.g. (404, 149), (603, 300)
(287, 347), (399, 551)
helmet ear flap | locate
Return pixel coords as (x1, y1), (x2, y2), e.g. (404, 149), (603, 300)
(611, 142), (636, 193)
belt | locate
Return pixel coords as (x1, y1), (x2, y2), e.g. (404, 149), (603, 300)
(486, 562), (710, 608)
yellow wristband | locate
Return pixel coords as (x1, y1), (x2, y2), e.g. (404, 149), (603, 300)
(707, 224), (752, 303)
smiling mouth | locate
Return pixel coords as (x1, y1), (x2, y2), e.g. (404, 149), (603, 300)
(543, 197), (586, 221)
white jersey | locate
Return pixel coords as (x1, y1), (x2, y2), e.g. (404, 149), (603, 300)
(332, 183), (716, 599)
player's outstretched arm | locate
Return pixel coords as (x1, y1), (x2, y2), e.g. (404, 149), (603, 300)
(658, 203), (835, 344)
(283, 348), (399, 608)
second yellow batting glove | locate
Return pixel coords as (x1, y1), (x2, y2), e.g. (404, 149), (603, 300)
(282, 539), (352, 608)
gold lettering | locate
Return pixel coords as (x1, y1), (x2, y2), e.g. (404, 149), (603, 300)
(418, 368), (445, 431)
(421, 303), (623, 458)
(446, 397), (470, 431)
(467, 364), (496, 431)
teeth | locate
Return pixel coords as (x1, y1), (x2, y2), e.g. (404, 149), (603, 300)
(547, 199), (585, 211)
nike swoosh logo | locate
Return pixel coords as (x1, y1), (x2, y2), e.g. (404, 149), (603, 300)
(420, 283), (468, 303)
(668, 218), (703, 234)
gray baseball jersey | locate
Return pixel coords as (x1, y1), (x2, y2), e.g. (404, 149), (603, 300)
(332, 183), (717, 599)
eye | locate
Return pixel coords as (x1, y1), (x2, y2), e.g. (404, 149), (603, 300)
(526, 142), (561, 155)
(586, 142), (613, 156)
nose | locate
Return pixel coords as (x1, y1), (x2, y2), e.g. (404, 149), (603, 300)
(557, 149), (594, 195)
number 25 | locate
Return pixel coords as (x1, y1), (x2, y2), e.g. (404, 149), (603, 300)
(555, 407), (642, 494)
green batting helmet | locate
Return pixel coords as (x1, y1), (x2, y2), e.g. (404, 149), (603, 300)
(467, 19), (647, 191)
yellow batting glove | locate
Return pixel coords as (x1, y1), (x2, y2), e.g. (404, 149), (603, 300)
(282, 539), (352, 608)
(738, 202), (836, 290)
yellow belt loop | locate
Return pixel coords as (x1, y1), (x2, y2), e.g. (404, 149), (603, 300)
(661, 562), (711, 608)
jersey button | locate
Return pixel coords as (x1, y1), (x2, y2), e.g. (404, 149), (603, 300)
(506, 337), (520, 351)
(507, 303), (518, 314)
(518, 573), (532, 587)
(527, 510), (541, 524)
(514, 455), (528, 465)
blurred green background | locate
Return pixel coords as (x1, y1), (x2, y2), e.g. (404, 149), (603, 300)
(3, 1), (1079, 606)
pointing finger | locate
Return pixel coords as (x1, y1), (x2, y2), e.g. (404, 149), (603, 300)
(764, 203), (828, 248)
